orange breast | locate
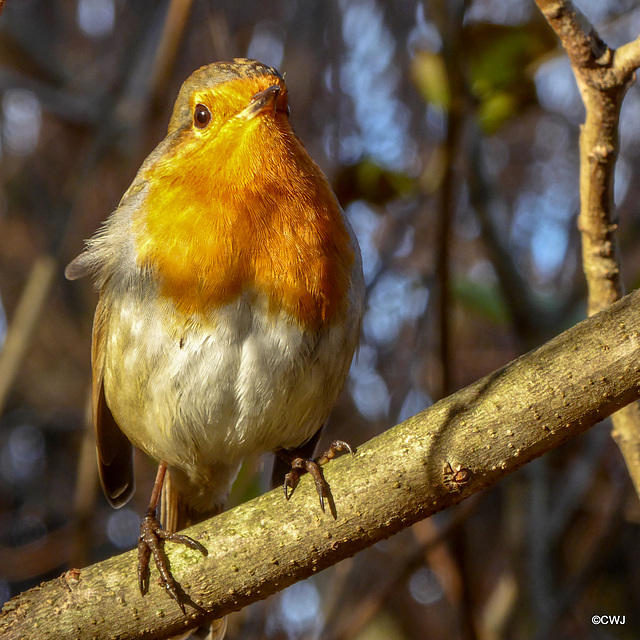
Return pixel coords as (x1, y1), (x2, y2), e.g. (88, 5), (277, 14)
(133, 119), (354, 331)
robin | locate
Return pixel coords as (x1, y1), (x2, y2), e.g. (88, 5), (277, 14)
(66, 58), (364, 629)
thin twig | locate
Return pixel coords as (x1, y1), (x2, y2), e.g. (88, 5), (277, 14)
(432, 2), (466, 399)
(534, 0), (640, 497)
(0, 257), (56, 415)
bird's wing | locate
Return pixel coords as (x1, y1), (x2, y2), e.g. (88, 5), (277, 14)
(92, 293), (135, 508)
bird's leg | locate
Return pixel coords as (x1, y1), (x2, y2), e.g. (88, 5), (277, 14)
(280, 440), (354, 512)
(138, 462), (207, 611)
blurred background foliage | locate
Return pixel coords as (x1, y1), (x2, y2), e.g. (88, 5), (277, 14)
(1, 0), (640, 638)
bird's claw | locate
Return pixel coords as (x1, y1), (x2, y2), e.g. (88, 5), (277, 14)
(137, 510), (207, 612)
(283, 440), (354, 511)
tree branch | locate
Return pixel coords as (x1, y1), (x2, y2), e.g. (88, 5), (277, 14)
(534, 0), (640, 496)
(614, 36), (640, 78)
(4, 288), (640, 639)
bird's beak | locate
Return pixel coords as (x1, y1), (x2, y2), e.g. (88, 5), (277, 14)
(241, 85), (283, 119)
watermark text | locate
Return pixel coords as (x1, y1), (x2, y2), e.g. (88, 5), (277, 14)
(592, 615), (625, 625)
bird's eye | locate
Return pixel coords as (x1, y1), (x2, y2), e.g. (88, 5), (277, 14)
(194, 103), (211, 128)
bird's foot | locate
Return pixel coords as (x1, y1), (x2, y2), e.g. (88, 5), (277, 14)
(137, 509), (208, 612)
(283, 440), (354, 512)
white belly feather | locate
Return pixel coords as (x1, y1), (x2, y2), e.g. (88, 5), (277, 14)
(102, 285), (359, 487)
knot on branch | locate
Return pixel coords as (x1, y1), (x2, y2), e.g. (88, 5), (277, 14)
(443, 462), (471, 491)
(581, 64), (634, 93)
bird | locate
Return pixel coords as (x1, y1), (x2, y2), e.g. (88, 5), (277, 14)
(65, 58), (364, 632)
